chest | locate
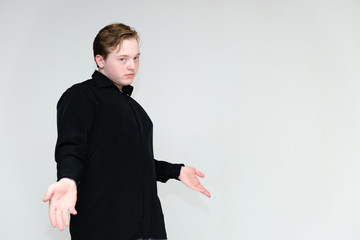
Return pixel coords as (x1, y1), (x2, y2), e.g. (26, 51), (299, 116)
(91, 88), (153, 137)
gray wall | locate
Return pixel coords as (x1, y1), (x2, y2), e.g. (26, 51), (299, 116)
(1, 0), (360, 239)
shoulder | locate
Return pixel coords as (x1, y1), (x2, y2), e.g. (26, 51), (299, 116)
(57, 79), (94, 108)
(62, 79), (94, 97)
(67, 79), (93, 94)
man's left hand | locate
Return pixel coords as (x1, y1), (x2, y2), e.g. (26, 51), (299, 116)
(179, 166), (211, 198)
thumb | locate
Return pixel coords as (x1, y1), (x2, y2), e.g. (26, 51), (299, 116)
(42, 185), (54, 202)
(195, 169), (205, 178)
(69, 207), (78, 215)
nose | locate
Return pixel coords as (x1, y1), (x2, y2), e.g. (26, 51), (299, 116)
(127, 59), (135, 70)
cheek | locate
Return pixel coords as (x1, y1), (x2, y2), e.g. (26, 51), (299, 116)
(110, 63), (123, 73)
(135, 62), (140, 70)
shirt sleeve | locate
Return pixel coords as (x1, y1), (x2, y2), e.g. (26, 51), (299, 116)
(55, 85), (93, 184)
(154, 159), (184, 183)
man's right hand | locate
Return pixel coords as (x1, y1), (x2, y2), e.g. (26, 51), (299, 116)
(43, 178), (78, 231)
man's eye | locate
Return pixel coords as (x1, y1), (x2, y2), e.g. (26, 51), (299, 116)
(134, 56), (139, 60)
(119, 58), (125, 61)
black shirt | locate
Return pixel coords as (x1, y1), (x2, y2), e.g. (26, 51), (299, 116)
(55, 70), (183, 240)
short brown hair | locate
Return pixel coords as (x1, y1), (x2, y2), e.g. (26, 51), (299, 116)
(93, 23), (139, 66)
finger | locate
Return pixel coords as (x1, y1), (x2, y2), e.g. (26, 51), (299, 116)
(62, 209), (70, 227)
(198, 186), (211, 198)
(69, 207), (77, 215)
(43, 185), (54, 202)
(195, 169), (205, 178)
(194, 183), (211, 198)
(56, 209), (64, 231)
(49, 204), (57, 227)
(202, 189), (211, 198)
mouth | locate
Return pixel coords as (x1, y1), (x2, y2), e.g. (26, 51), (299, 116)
(124, 74), (134, 78)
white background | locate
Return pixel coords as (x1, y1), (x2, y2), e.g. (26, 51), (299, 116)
(1, 0), (360, 239)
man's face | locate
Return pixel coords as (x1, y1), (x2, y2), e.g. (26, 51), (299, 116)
(97, 38), (140, 90)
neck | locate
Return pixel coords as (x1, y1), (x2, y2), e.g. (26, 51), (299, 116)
(114, 83), (123, 92)
(98, 68), (123, 92)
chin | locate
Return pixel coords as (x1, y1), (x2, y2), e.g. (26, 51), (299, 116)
(125, 79), (134, 85)
(124, 80), (134, 86)
(117, 79), (133, 86)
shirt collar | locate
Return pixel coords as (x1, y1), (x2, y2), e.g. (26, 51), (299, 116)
(91, 70), (134, 96)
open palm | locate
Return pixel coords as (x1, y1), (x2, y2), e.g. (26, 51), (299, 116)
(43, 178), (77, 230)
(179, 166), (211, 198)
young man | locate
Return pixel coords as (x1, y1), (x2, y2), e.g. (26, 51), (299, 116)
(43, 23), (210, 240)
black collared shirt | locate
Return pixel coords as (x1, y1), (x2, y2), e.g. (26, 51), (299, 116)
(55, 70), (183, 240)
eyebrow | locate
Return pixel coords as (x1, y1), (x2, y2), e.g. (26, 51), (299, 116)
(117, 53), (141, 57)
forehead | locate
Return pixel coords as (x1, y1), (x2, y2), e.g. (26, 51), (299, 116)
(111, 38), (139, 55)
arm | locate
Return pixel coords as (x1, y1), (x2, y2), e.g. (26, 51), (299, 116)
(55, 85), (93, 183)
(154, 160), (211, 198)
(154, 159), (184, 183)
(44, 85), (93, 230)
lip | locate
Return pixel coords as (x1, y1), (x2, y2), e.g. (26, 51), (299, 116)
(124, 74), (134, 77)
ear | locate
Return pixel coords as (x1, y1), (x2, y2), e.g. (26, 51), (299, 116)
(95, 55), (105, 68)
